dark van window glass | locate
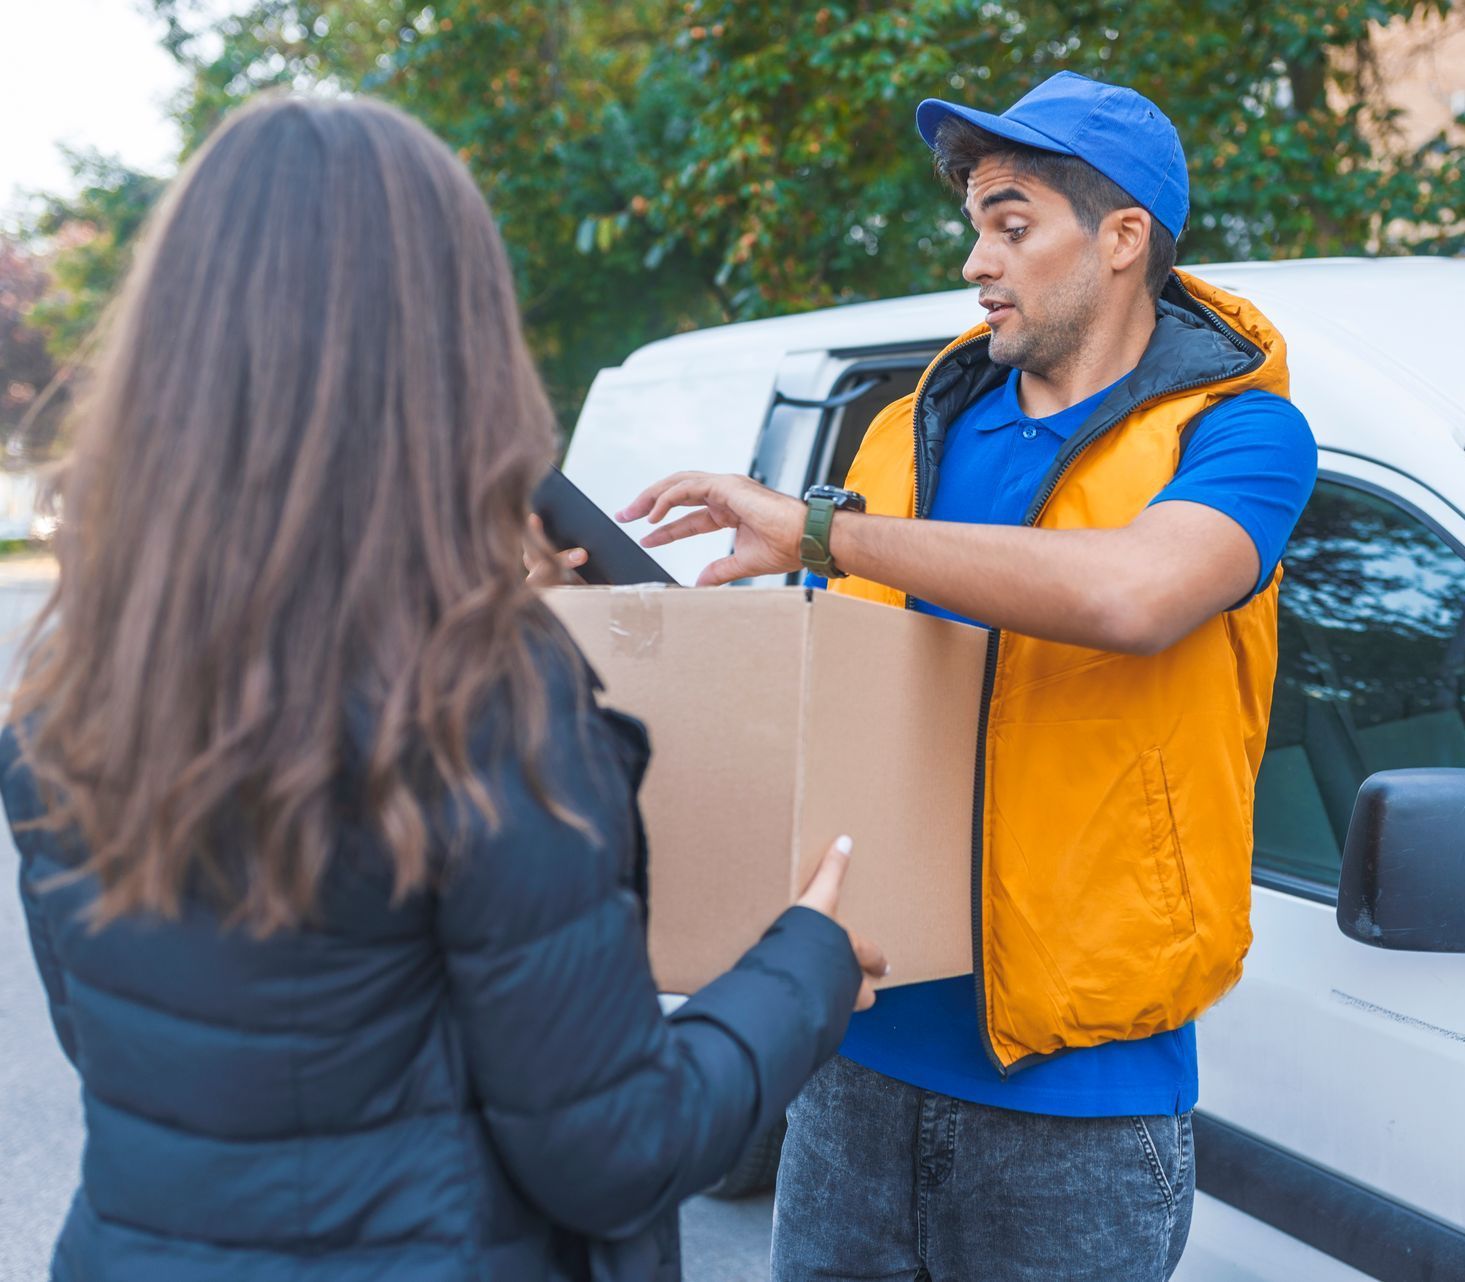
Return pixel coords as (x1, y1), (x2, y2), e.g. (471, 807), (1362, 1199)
(821, 366), (923, 489)
(1255, 480), (1465, 890)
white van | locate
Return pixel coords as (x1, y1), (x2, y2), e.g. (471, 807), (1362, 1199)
(564, 256), (1465, 1282)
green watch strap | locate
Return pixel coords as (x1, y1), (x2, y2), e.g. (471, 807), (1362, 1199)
(800, 496), (846, 579)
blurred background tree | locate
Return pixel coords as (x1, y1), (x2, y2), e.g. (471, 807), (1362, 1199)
(24, 150), (164, 363)
(0, 237), (65, 453)
(2, 151), (163, 456)
(10, 0), (1463, 437)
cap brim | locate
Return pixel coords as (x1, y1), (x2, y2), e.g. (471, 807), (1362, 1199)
(916, 98), (1078, 157)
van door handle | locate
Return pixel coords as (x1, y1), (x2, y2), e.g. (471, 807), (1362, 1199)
(772, 376), (888, 411)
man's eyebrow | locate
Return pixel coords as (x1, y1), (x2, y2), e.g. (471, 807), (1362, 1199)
(960, 187), (1032, 226)
(975, 186), (1032, 213)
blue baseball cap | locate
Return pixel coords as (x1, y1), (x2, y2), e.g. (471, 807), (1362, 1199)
(916, 71), (1189, 239)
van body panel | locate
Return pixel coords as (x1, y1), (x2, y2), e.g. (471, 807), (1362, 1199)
(561, 363), (779, 585)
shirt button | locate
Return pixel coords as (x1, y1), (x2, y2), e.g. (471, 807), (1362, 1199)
(1021, 424), (1038, 440)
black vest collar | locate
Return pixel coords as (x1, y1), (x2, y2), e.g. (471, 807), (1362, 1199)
(913, 273), (1266, 520)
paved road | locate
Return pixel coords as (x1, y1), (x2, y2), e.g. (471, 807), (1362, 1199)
(0, 563), (83, 1282)
(0, 562), (774, 1281)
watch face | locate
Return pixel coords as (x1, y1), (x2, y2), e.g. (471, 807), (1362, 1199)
(805, 485), (866, 511)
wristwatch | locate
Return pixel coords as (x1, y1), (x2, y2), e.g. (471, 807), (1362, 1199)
(800, 485), (867, 579)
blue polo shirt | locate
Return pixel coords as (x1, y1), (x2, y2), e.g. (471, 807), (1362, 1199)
(826, 363), (1317, 1117)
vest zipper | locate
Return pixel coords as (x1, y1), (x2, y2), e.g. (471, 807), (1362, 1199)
(908, 333), (990, 542)
(968, 628), (1004, 1072)
(911, 293), (1263, 1078)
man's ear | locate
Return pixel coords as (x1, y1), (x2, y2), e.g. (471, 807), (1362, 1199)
(1105, 207), (1150, 275)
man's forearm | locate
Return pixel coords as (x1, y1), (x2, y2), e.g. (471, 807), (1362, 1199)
(828, 513), (1160, 652)
(619, 470), (1258, 649)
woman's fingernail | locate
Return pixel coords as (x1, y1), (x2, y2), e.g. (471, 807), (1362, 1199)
(569, 550), (586, 564)
(835, 835), (853, 855)
(883, 962), (892, 977)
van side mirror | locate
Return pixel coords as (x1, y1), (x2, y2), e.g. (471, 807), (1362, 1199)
(1337, 769), (1465, 952)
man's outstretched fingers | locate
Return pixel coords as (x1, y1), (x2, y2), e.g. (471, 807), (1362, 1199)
(640, 508), (722, 548)
(646, 478), (714, 525)
(616, 471), (697, 523)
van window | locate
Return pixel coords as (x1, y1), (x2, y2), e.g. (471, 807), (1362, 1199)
(815, 366), (925, 489)
(1254, 480), (1465, 892)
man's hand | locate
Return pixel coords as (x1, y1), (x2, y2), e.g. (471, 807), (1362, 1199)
(615, 474), (1262, 655)
(615, 472), (805, 587)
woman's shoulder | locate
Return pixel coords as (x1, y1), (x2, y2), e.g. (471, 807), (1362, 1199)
(527, 610), (650, 784)
(432, 614), (649, 946)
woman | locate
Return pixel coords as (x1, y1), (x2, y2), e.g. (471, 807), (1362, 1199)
(1, 95), (883, 1281)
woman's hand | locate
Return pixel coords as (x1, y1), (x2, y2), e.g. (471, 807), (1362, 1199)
(523, 514), (588, 587)
(795, 835), (889, 1012)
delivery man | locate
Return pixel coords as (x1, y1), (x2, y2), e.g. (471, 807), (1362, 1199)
(615, 72), (1318, 1280)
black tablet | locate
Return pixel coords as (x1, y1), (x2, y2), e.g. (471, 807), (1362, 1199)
(531, 467), (680, 587)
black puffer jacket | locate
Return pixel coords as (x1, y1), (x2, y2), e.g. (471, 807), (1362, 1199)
(4, 631), (861, 1281)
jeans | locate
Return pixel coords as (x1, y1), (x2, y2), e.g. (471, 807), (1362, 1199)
(771, 1056), (1194, 1282)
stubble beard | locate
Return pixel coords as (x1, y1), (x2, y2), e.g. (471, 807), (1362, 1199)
(988, 259), (1105, 379)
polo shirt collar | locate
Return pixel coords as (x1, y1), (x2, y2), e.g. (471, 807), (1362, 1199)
(972, 364), (1134, 441)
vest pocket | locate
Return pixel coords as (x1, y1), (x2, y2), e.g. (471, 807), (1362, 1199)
(1140, 747), (1197, 938)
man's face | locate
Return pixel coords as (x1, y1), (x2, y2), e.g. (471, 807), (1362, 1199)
(960, 157), (1105, 375)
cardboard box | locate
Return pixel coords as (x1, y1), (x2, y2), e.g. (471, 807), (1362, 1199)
(544, 586), (987, 993)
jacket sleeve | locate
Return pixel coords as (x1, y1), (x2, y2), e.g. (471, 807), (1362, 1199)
(3, 732), (81, 1069)
(17, 862), (79, 1066)
(433, 653), (861, 1241)
(2, 732), (80, 1072)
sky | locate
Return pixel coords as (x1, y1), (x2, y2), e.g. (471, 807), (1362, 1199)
(0, 0), (198, 231)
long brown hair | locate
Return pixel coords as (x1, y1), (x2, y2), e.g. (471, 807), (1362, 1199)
(9, 93), (578, 933)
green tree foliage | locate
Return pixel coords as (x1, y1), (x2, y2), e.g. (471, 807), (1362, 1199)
(2, 150), (163, 454)
(153, 0), (740, 422)
(46, 1), (1465, 426)
(24, 150), (164, 364)
(0, 237), (67, 451)
(1048, 1), (1465, 261)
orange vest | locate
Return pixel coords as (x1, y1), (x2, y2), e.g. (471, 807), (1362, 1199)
(833, 270), (1291, 1071)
